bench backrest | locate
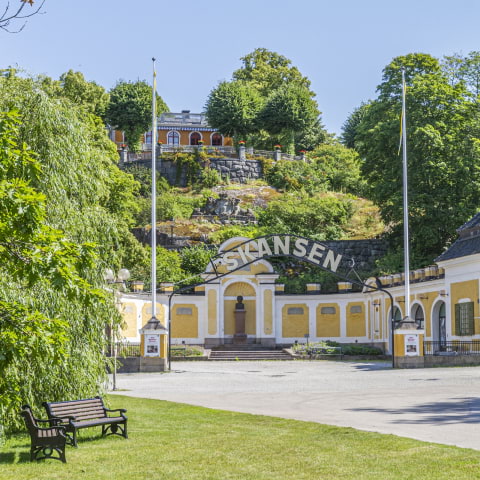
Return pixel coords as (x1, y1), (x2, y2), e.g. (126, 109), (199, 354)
(21, 405), (38, 437)
(43, 397), (106, 423)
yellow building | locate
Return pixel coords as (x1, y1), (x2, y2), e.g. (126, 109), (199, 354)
(118, 214), (480, 357)
(109, 111), (233, 150)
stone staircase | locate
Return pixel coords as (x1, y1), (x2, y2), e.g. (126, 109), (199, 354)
(208, 345), (293, 361)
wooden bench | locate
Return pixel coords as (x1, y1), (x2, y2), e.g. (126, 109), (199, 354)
(21, 405), (68, 462)
(42, 396), (127, 447)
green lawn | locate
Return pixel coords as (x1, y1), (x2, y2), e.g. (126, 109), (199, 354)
(1, 395), (479, 480)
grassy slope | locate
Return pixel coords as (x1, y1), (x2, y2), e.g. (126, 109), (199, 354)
(1, 395), (479, 480)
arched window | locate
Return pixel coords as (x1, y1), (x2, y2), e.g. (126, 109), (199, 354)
(167, 131), (180, 146)
(190, 132), (201, 145)
(412, 304), (425, 329)
(393, 306), (402, 326)
(211, 133), (223, 146)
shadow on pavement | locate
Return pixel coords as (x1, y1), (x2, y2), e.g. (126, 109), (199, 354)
(349, 397), (480, 424)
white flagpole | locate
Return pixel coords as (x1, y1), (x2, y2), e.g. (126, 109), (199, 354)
(401, 68), (410, 321)
(151, 58), (157, 321)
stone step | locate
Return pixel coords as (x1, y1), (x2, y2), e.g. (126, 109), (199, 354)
(209, 350), (292, 361)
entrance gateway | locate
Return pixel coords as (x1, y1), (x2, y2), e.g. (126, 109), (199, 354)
(166, 234), (395, 353)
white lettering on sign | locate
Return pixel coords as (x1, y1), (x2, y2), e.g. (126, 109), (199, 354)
(293, 238), (308, 257)
(220, 236), (344, 274)
(307, 243), (325, 264)
(257, 238), (273, 257)
(323, 249), (342, 272)
(273, 235), (290, 255)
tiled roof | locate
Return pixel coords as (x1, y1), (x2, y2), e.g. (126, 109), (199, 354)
(456, 212), (480, 232)
(435, 213), (480, 262)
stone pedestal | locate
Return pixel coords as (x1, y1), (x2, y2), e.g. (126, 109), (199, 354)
(234, 309), (247, 345)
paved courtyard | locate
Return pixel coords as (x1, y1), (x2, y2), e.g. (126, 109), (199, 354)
(111, 360), (480, 450)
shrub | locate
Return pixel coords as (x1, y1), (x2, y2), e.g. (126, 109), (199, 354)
(257, 193), (354, 240)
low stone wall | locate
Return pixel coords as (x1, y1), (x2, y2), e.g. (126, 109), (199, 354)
(424, 354), (480, 367)
(129, 157), (263, 186)
(323, 239), (388, 272)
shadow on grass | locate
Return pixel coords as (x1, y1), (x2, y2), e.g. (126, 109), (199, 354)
(0, 450), (31, 464)
(349, 397), (480, 424)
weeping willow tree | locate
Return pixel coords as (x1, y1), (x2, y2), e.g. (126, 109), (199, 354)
(0, 72), (148, 432)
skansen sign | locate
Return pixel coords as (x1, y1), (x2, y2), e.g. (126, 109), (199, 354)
(216, 235), (353, 274)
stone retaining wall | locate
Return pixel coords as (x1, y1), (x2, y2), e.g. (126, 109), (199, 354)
(128, 157), (263, 186)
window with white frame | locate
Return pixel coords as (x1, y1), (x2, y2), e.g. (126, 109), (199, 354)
(167, 131), (180, 146)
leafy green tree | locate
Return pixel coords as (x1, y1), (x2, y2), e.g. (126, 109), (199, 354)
(206, 48), (326, 151)
(106, 80), (168, 151)
(258, 84), (320, 154)
(341, 102), (371, 149)
(0, 73), (148, 431)
(205, 80), (263, 139)
(355, 53), (480, 269)
(442, 51), (480, 97)
(233, 48), (311, 97)
(59, 70), (110, 118)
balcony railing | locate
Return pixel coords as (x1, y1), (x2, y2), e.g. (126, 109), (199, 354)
(424, 340), (480, 356)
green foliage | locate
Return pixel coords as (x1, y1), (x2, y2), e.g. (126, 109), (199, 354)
(264, 145), (364, 196)
(197, 166), (222, 188)
(341, 102), (371, 149)
(123, 164), (170, 197)
(208, 225), (260, 245)
(233, 48), (312, 97)
(156, 192), (205, 222)
(58, 70), (110, 118)
(205, 80), (263, 138)
(308, 143), (365, 195)
(0, 74), (146, 432)
(106, 80), (168, 151)
(258, 84), (320, 154)
(264, 160), (328, 194)
(257, 193), (354, 241)
(355, 53), (480, 268)
(180, 244), (214, 276)
(206, 48), (327, 151)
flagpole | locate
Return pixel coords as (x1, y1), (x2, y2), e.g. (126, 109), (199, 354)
(401, 68), (410, 321)
(151, 58), (157, 321)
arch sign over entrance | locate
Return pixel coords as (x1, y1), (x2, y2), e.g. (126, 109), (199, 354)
(167, 234), (395, 370)
(211, 234), (355, 278)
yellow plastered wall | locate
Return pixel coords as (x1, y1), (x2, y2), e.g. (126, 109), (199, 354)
(224, 282), (256, 297)
(207, 290), (217, 335)
(282, 304), (309, 338)
(141, 303), (165, 327)
(264, 290), (273, 335)
(416, 292), (439, 337)
(450, 279), (479, 334)
(316, 303), (340, 337)
(120, 302), (138, 338)
(224, 299), (256, 335)
(171, 304), (198, 338)
(346, 302), (366, 337)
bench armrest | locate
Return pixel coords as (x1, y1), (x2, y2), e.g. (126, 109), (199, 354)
(104, 408), (127, 414)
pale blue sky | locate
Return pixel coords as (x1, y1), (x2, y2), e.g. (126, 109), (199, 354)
(2, 0), (480, 135)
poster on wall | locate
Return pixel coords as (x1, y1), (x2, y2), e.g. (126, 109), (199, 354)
(145, 334), (160, 357)
(405, 334), (419, 356)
